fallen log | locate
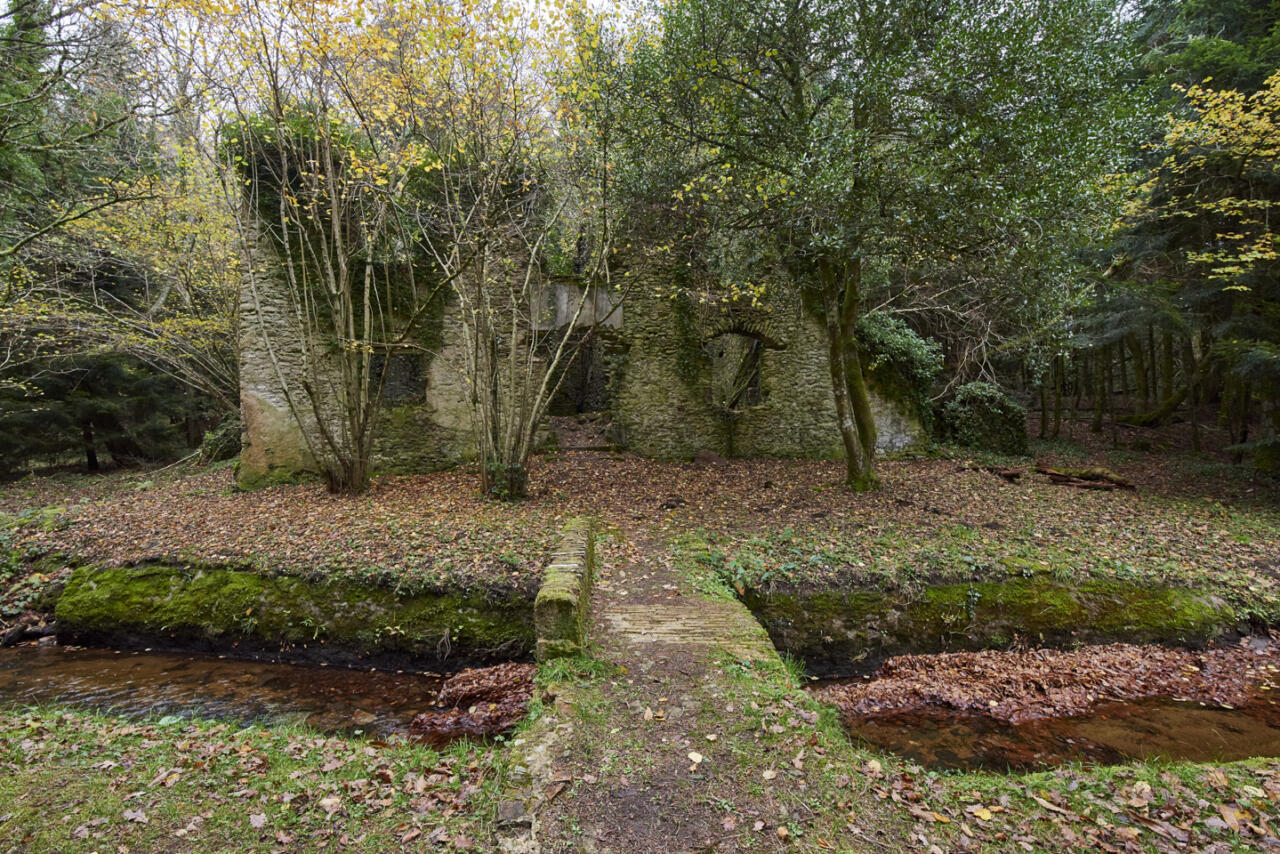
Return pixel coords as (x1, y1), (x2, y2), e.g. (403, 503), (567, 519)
(1035, 465), (1135, 491)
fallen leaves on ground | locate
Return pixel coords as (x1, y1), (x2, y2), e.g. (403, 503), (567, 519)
(0, 708), (494, 851)
(410, 662), (535, 746)
(818, 639), (1280, 723)
(4, 417), (1278, 626)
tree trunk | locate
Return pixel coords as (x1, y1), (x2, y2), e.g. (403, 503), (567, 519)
(1126, 333), (1148, 408)
(1122, 387), (1188, 427)
(1070, 355), (1082, 426)
(82, 421), (98, 471)
(821, 257), (876, 491)
(1230, 381), (1251, 465)
(1092, 346), (1105, 432)
(1184, 336), (1201, 452)
(1116, 337), (1129, 406)
(1038, 380), (1048, 439)
(1051, 355), (1063, 438)
(1147, 325), (1158, 408)
(1161, 329), (1174, 402)
(1105, 348), (1118, 447)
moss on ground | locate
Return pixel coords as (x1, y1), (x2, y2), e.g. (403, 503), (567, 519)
(231, 461), (318, 491)
(56, 564), (534, 664)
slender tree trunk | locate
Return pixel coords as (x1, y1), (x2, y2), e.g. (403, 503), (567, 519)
(1184, 336), (1201, 452)
(1070, 355), (1082, 428)
(1126, 334), (1148, 409)
(1092, 347), (1105, 432)
(821, 257), (876, 491)
(841, 261), (878, 471)
(1147, 325), (1158, 407)
(1105, 348), (1118, 447)
(82, 421), (98, 471)
(1229, 381), (1251, 465)
(1161, 329), (1174, 402)
(1052, 355), (1063, 439)
(1038, 380), (1048, 439)
(1116, 337), (1129, 409)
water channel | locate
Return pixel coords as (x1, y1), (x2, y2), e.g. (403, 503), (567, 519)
(0, 643), (446, 739)
(829, 696), (1280, 772)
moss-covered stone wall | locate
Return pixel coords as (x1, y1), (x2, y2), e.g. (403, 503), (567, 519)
(238, 250), (924, 484)
(534, 518), (595, 659)
(743, 578), (1238, 676)
(608, 287), (923, 461)
(56, 564), (534, 667)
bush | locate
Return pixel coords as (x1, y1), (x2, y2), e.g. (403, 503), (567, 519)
(199, 416), (242, 464)
(942, 381), (1028, 455)
(856, 311), (943, 425)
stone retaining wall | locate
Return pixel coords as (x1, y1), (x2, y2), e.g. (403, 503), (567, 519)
(744, 578), (1239, 677)
(55, 564), (534, 667)
(534, 518), (595, 659)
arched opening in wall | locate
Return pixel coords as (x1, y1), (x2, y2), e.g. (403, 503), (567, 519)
(705, 332), (772, 412)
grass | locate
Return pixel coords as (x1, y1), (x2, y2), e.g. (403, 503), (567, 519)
(0, 653), (634, 853)
(0, 706), (509, 852)
(663, 536), (1280, 851)
(698, 602), (1280, 852)
(1, 430), (1278, 850)
(676, 484), (1280, 624)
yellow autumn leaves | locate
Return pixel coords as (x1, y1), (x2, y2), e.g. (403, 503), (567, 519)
(1124, 72), (1280, 288)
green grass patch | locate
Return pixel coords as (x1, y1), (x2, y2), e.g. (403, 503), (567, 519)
(0, 705), (508, 852)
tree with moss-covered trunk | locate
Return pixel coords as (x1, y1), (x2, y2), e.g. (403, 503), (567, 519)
(614, 0), (1138, 490)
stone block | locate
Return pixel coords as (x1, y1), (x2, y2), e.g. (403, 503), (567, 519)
(534, 518), (595, 659)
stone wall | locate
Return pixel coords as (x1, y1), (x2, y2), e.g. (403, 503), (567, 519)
(238, 249), (924, 484)
(237, 236), (322, 487)
(236, 237), (475, 489)
(608, 287), (924, 461)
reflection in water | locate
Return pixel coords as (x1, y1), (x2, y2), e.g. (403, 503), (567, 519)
(840, 698), (1280, 772)
(0, 643), (445, 739)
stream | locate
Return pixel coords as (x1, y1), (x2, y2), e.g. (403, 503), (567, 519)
(821, 694), (1280, 773)
(0, 643), (447, 739)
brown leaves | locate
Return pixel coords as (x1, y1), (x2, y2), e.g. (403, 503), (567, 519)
(819, 641), (1280, 724)
(410, 662), (536, 746)
(436, 662), (535, 708)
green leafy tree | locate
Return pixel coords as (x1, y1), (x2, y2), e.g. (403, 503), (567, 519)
(614, 0), (1138, 489)
(0, 0), (155, 261)
(1113, 75), (1280, 464)
(1097, 1), (1280, 464)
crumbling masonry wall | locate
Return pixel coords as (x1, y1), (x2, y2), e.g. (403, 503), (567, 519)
(238, 256), (925, 485)
(607, 287), (923, 460)
(236, 238), (476, 489)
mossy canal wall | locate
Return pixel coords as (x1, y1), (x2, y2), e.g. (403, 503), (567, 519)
(55, 564), (536, 668)
(742, 577), (1239, 676)
(51, 519), (599, 668)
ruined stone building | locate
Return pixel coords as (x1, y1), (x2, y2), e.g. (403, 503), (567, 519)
(237, 266), (925, 488)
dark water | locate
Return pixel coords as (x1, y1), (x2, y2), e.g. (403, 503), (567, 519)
(839, 698), (1280, 772)
(0, 643), (445, 738)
